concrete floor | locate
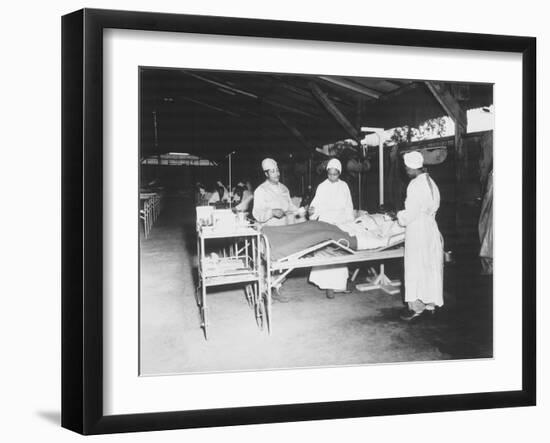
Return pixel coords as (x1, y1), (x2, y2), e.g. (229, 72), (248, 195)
(139, 194), (493, 376)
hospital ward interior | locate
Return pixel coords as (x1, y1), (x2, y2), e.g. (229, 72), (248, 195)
(139, 69), (494, 375)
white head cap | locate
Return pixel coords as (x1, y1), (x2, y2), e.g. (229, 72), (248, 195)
(261, 158), (278, 171)
(403, 151), (424, 169)
(326, 158), (342, 172)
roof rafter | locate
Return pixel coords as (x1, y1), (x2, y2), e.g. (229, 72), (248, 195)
(275, 113), (313, 151)
(182, 70), (258, 98)
(177, 96), (241, 117)
(309, 81), (360, 141)
(182, 70), (322, 119)
(318, 76), (381, 99)
(425, 81), (467, 130)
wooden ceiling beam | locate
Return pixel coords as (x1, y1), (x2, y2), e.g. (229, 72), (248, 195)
(424, 81), (467, 130)
(274, 78), (313, 99)
(318, 76), (381, 99)
(181, 70), (258, 98)
(262, 99), (320, 119)
(309, 81), (360, 141)
(177, 96), (241, 117)
(182, 70), (322, 119)
(378, 81), (419, 101)
(275, 113), (313, 151)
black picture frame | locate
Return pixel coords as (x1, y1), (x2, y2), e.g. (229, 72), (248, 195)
(61, 8), (536, 435)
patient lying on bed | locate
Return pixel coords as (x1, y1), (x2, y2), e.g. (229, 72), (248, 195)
(338, 212), (405, 250)
(261, 213), (405, 261)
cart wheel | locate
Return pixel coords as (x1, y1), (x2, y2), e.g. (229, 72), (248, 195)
(196, 286), (202, 307)
(255, 298), (265, 330)
(245, 285), (254, 309)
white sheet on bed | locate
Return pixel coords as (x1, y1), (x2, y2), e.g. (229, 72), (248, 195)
(338, 213), (405, 250)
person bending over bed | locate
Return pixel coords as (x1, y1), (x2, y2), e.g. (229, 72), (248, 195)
(308, 158), (355, 299)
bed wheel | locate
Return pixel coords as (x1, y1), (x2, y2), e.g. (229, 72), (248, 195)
(264, 293), (272, 334)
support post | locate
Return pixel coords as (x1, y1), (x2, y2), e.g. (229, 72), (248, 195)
(425, 81), (468, 249)
(454, 121), (467, 244)
(356, 127), (401, 295)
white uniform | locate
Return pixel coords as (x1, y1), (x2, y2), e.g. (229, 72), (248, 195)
(308, 179), (354, 291)
(252, 181), (298, 226)
(397, 173), (444, 307)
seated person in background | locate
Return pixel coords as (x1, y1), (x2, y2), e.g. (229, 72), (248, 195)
(195, 182), (212, 206)
(308, 158), (354, 299)
(208, 181), (230, 205)
(232, 182), (254, 212)
(253, 158), (299, 227)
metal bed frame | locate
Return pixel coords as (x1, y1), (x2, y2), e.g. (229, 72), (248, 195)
(257, 233), (405, 334)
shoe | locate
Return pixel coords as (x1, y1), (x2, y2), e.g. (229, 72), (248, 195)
(333, 280), (352, 294)
(272, 288), (290, 303)
(326, 289), (335, 299)
(400, 309), (423, 321)
(399, 306), (411, 316)
(424, 308), (437, 320)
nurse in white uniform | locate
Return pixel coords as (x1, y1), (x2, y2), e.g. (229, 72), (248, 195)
(397, 151), (444, 320)
(308, 158), (355, 298)
(253, 158), (300, 303)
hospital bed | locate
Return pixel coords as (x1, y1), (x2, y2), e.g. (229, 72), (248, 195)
(256, 219), (405, 333)
(140, 191), (164, 239)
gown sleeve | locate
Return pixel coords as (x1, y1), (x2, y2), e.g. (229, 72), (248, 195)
(308, 184), (322, 220)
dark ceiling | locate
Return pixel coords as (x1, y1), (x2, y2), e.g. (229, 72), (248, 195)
(140, 67), (493, 162)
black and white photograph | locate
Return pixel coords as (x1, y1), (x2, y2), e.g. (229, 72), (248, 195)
(2, 0), (545, 440)
(138, 68), (494, 375)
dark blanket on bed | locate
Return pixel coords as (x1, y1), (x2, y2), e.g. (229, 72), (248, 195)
(262, 221), (357, 261)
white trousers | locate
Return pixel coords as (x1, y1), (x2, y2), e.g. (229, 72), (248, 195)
(309, 265), (348, 290)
